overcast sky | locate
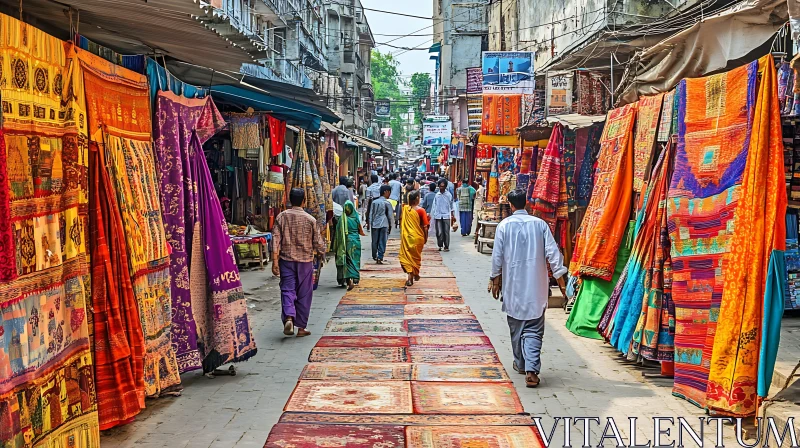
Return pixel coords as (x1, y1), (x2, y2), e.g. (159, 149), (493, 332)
(361, 0), (436, 79)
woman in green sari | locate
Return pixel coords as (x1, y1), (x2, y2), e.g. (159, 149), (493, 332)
(335, 200), (365, 290)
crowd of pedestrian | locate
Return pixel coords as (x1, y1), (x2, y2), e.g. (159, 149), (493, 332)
(271, 167), (487, 337)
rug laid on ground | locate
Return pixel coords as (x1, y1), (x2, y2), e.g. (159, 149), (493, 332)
(333, 304), (406, 318)
(412, 364), (511, 382)
(266, 236), (542, 445)
(407, 319), (484, 334)
(301, 363), (412, 381)
(265, 424), (405, 448)
(405, 426), (544, 447)
(285, 381), (413, 414)
(309, 347), (410, 363)
(411, 382), (524, 414)
(409, 346), (501, 364)
(316, 336), (410, 347)
(406, 295), (465, 304)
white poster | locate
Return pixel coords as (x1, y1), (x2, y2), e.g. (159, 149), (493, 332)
(423, 121), (452, 146)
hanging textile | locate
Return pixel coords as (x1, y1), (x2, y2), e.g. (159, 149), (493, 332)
(0, 20), (100, 446)
(530, 124), (564, 213)
(570, 104), (637, 281)
(154, 91), (256, 374)
(0, 133), (14, 282)
(79, 49), (182, 397)
(632, 93), (665, 192)
(608, 141), (676, 357)
(657, 90), (676, 142)
(575, 123), (603, 207)
(563, 129), (577, 208)
(522, 90), (546, 126)
(468, 97), (483, 135)
(705, 56), (786, 416)
(576, 71), (611, 115)
(496, 147), (516, 172)
(482, 95), (521, 135)
(228, 113), (262, 150)
(289, 130), (322, 221)
(667, 61), (755, 411)
(268, 115), (287, 157)
(566, 223), (634, 339)
(487, 158), (500, 203)
(88, 133), (146, 430)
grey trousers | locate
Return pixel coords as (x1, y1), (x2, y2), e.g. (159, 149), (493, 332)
(434, 218), (450, 250)
(507, 312), (546, 374)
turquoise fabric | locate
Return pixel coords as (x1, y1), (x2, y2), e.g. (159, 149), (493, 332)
(758, 250), (785, 397)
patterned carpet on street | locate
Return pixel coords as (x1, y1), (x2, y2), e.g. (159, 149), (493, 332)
(265, 239), (545, 447)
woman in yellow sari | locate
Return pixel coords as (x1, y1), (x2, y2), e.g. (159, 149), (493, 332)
(400, 190), (430, 286)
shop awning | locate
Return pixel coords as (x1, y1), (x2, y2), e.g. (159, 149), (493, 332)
(353, 136), (381, 150)
(167, 61), (341, 127)
(210, 84), (326, 132)
(546, 114), (606, 129)
(9, 0), (258, 73)
(618, 0), (787, 103)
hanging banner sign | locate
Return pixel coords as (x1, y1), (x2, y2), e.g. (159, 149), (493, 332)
(423, 120), (452, 146)
(546, 71), (574, 116)
(376, 100), (391, 117)
(481, 51), (535, 94)
(466, 67), (483, 94)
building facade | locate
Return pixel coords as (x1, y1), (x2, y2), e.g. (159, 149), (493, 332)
(432, 0), (488, 135)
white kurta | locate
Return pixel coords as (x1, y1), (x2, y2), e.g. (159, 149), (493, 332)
(490, 210), (568, 321)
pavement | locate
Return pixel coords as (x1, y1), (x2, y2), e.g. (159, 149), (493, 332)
(101, 228), (800, 447)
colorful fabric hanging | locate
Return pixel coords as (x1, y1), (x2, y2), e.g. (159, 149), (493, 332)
(530, 124), (564, 213)
(229, 113), (262, 150)
(487, 158), (500, 203)
(630, 141), (677, 362)
(567, 223), (634, 339)
(268, 115), (287, 157)
(88, 133), (146, 430)
(482, 95), (521, 135)
(575, 123), (603, 207)
(706, 55), (786, 416)
(563, 129), (577, 208)
(79, 49), (182, 397)
(667, 60), (755, 412)
(607, 141), (676, 358)
(496, 147), (516, 172)
(0, 132), (15, 282)
(154, 91), (256, 374)
(632, 93), (665, 192)
(570, 103), (637, 281)
(0, 20), (100, 445)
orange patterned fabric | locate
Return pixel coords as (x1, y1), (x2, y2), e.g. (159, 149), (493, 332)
(633, 93), (664, 192)
(570, 102), (637, 281)
(482, 94), (521, 135)
(706, 55), (787, 416)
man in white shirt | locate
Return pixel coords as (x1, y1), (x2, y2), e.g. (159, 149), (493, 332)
(431, 179), (455, 251)
(489, 189), (567, 388)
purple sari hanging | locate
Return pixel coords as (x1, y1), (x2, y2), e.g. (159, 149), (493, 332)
(154, 92), (256, 373)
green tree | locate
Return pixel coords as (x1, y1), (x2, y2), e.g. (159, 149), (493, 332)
(410, 72), (432, 129)
(371, 50), (408, 146)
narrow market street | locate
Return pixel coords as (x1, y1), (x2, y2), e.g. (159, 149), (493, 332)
(102, 232), (732, 448)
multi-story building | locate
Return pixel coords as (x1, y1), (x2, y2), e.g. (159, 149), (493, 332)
(432, 0), (488, 135)
(325, 0), (377, 137)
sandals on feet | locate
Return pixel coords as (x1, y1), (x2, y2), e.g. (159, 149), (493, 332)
(283, 318), (294, 336)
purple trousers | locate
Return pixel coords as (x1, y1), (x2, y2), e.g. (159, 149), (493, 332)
(280, 259), (314, 329)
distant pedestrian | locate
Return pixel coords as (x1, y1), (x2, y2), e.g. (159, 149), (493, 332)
(422, 182), (436, 217)
(388, 173), (403, 227)
(272, 188), (327, 337)
(431, 179), (455, 252)
(334, 201), (365, 290)
(367, 184), (394, 263)
(400, 190), (429, 286)
(489, 189), (567, 388)
(456, 178), (477, 236)
(332, 175), (354, 207)
(474, 175), (486, 220)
